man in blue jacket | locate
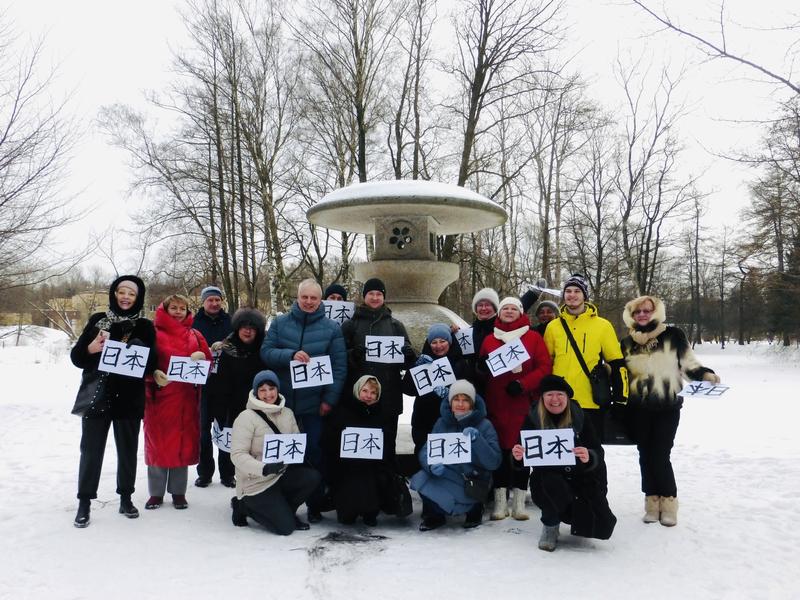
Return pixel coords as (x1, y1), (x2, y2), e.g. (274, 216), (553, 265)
(193, 285), (233, 488)
(261, 278), (347, 521)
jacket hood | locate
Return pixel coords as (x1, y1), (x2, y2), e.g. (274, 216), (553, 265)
(154, 303), (195, 332)
(559, 301), (599, 320)
(108, 275), (146, 317)
(438, 392), (488, 428)
(622, 296), (666, 330)
(246, 389), (287, 413)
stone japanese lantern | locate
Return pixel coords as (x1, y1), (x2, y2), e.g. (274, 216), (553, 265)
(306, 180), (507, 348)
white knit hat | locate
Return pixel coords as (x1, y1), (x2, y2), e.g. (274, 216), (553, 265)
(471, 288), (500, 315)
(498, 296), (523, 313)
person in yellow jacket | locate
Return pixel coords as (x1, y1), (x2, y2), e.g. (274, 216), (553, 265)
(543, 274), (629, 436)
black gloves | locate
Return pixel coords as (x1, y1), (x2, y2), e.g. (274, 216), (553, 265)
(126, 337), (144, 349)
(262, 462), (285, 476)
(505, 380), (523, 396)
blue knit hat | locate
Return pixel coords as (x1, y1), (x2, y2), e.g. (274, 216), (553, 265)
(201, 285), (223, 302)
(426, 323), (452, 345)
(252, 370), (280, 396)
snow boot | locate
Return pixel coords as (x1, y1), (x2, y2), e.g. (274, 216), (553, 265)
(119, 494), (139, 519)
(538, 524), (559, 552)
(463, 504), (483, 529)
(643, 495), (660, 523)
(145, 496), (163, 510)
(74, 499), (91, 528)
(231, 497), (248, 527)
(172, 494), (188, 509)
(659, 496), (678, 527)
(294, 515), (311, 530)
(511, 488), (529, 521)
(490, 487), (509, 520)
(418, 515), (446, 531)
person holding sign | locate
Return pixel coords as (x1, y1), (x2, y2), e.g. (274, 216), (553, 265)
(204, 307), (267, 488)
(478, 296), (552, 521)
(620, 296), (720, 527)
(341, 278), (417, 465)
(404, 323), (470, 457)
(324, 282), (348, 302)
(511, 375), (616, 552)
(459, 287), (499, 397)
(70, 275), (158, 528)
(322, 375), (410, 526)
(230, 371), (321, 534)
(144, 294), (212, 511)
(410, 380), (501, 531)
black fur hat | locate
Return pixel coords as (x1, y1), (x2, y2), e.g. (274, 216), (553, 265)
(231, 307), (266, 334)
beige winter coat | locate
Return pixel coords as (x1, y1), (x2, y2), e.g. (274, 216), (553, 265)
(230, 391), (300, 498)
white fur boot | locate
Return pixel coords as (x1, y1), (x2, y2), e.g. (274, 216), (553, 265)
(538, 525), (559, 551)
(659, 496), (678, 527)
(643, 495), (660, 523)
(511, 488), (529, 521)
(490, 487), (509, 520)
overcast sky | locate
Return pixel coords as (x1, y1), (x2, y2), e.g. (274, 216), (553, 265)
(5, 0), (797, 274)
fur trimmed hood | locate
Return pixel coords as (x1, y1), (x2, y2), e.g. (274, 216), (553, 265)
(622, 295), (666, 330)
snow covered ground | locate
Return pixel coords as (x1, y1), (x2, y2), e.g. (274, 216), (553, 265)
(1, 328), (798, 600)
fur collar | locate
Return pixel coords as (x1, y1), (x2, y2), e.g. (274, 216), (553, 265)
(623, 296), (668, 348)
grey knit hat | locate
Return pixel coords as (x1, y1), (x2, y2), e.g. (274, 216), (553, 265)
(201, 285), (223, 302)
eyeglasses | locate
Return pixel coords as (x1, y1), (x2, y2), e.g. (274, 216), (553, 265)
(633, 308), (653, 315)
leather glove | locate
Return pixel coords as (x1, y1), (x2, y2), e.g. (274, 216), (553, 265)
(153, 369), (170, 387)
(702, 372), (721, 384)
(462, 427), (479, 441)
(505, 380), (523, 396)
(126, 337), (143, 349)
(402, 345), (417, 363)
(415, 354), (434, 366)
(190, 351), (206, 361)
(211, 341), (224, 352)
(262, 462), (285, 476)
(429, 463), (445, 476)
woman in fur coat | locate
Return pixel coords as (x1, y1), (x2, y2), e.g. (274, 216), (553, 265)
(620, 295), (720, 527)
(144, 294), (212, 510)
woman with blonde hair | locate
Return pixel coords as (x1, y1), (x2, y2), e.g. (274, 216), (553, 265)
(620, 295), (720, 526)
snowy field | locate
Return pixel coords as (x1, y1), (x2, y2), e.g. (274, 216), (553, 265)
(1, 327), (798, 600)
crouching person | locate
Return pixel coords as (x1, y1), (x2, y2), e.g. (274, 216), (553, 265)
(322, 375), (411, 526)
(512, 375), (616, 551)
(410, 380), (501, 531)
(230, 370), (321, 535)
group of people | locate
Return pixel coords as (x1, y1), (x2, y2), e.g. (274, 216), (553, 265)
(70, 272), (719, 552)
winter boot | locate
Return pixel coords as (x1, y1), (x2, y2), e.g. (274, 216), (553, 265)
(294, 515), (311, 530)
(172, 494), (188, 509)
(511, 488), (529, 521)
(74, 499), (91, 528)
(463, 504), (483, 529)
(490, 487), (509, 520)
(145, 496), (163, 510)
(643, 495), (660, 523)
(231, 497), (248, 527)
(538, 524), (559, 552)
(418, 515), (446, 531)
(659, 496), (678, 527)
(119, 494), (139, 519)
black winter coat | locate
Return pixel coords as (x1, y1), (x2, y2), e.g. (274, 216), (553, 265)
(71, 312), (158, 420)
(522, 400), (616, 539)
(322, 394), (401, 517)
(340, 305), (416, 415)
(403, 340), (471, 453)
(193, 308), (233, 346)
(467, 317), (495, 396)
(205, 331), (265, 427)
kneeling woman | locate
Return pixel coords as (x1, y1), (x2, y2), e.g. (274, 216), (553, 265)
(323, 375), (409, 526)
(410, 380), (501, 531)
(230, 371), (321, 535)
(512, 375), (616, 551)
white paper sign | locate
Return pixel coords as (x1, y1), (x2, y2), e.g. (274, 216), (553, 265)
(210, 350), (221, 374)
(211, 419), (232, 452)
(323, 300), (355, 325)
(679, 380), (729, 397)
(290, 355), (334, 389)
(426, 432), (472, 465)
(409, 357), (457, 395)
(262, 433), (307, 464)
(486, 338), (530, 377)
(364, 335), (405, 364)
(454, 327), (475, 355)
(97, 339), (150, 378)
(520, 429), (576, 467)
(340, 427), (384, 460)
(166, 356), (211, 384)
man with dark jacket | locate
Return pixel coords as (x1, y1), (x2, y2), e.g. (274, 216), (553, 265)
(261, 278), (347, 521)
(193, 285), (234, 488)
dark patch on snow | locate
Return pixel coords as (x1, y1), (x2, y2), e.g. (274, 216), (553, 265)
(317, 530), (388, 543)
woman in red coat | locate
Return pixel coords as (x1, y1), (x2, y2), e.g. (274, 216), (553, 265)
(479, 296), (551, 521)
(145, 294), (212, 510)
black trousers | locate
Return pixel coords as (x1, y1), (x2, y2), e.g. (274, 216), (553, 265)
(494, 449), (530, 490)
(197, 396), (234, 481)
(630, 405), (680, 497)
(241, 467), (321, 535)
(532, 470), (574, 527)
(583, 409), (609, 493)
(77, 416), (140, 500)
